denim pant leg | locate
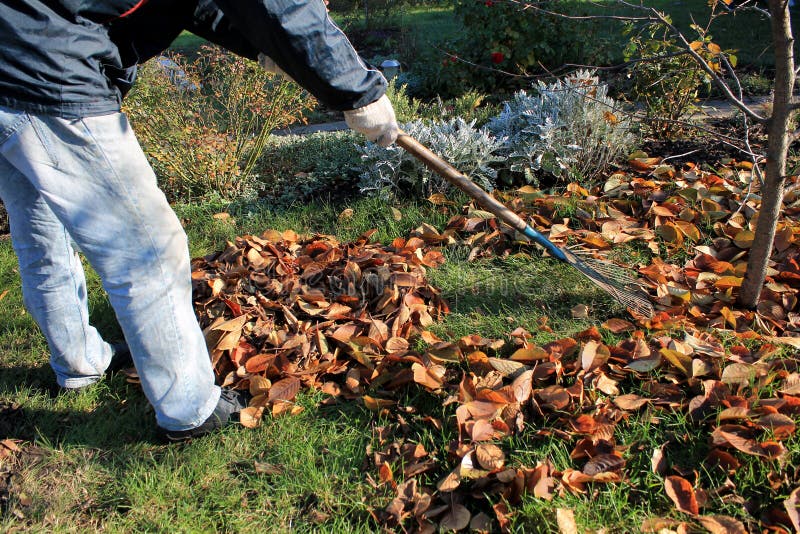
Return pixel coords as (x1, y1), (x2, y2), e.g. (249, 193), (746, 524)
(0, 107), (219, 431)
(0, 155), (113, 388)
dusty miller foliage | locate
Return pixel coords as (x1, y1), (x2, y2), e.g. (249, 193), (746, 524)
(358, 118), (504, 198)
(487, 69), (635, 184)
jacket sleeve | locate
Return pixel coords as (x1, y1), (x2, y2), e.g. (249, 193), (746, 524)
(188, 0), (386, 111)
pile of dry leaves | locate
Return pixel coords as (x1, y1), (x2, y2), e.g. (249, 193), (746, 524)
(191, 155), (800, 533)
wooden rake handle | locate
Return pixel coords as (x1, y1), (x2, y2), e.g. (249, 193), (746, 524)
(396, 130), (567, 261)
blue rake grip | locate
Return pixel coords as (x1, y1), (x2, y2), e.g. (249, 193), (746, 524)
(522, 226), (568, 262)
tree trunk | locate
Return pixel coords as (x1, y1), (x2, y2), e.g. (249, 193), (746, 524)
(738, 0), (795, 309)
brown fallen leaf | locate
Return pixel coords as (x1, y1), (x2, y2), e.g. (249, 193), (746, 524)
(785, 486), (800, 532)
(716, 428), (787, 459)
(651, 444), (668, 475)
(439, 504), (471, 531)
(698, 514), (748, 534)
(640, 517), (684, 533)
(556, 508), (578, 534)
(602, 317), (635, 333)
(268, 376), (301, 403)
(470, 512), (493, 533)
(239, 406), (264, 429)
(476, 443), (506, 471)
(583, 453), (625, 476)
(437, 469), (461, 492)
(664, 475), (699, 516)
(614, 394), (649, 411)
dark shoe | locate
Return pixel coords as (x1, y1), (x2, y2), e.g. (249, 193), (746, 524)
(105, 342), (134, 374)
(60, 342), (134, 392)
(157, 388), (251, 443)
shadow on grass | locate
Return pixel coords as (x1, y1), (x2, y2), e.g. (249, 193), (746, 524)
(0, 367), (158, 448)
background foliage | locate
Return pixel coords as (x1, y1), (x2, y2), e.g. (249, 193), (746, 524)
(124, 46), (314, 202)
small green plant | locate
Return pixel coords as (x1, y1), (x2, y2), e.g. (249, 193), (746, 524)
(386, 78), (498, 126)
(384, 79), (423, 123)
(124, 46), (314, 202)
(623, 24), (711, 138)
(259, 130), (363, 205)
(487, 70), (636, 186)
(358, 117), (503, 198)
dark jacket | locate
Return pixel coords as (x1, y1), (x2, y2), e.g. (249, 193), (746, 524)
(0, 0), (386, 118)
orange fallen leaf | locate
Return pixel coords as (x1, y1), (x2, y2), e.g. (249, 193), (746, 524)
(664, 475), (699, 516)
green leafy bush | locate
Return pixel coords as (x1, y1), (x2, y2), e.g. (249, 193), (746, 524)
(402, 0), (613, 99)
(386, 79), (498, 126)
(124, 46), (314, 202)
(259, 130), (363, 205)
(488, 70), (636, 185)
(358, 117), (503, 198)
(623, 25), (710, 138)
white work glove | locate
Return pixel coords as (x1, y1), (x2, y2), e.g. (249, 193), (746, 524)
(257, 53), (290, 80)
(343, 95), (399, 147)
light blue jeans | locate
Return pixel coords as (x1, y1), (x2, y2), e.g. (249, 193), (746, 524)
(0, 106), (220, 431)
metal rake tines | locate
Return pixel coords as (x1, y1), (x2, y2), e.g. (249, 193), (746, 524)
(562, 247), (655, 318)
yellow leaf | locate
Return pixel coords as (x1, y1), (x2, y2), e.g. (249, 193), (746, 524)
(733, 230), (755, 249)
(720, 306), (737, 329)
(715, 276), (743, 289)
(690, 41), (704, 51)
(363, 395), (397, 412)
(239, 406), (264, 429)
(660, 348), (691, 376)
(656, 223), (684, 246)
(603, 111), (619, 125)
(427, 193), (453, 205)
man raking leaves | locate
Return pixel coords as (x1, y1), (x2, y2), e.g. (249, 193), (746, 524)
(0, 0), (399, 441)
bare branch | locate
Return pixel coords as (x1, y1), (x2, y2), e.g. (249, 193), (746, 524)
(644, 7), (769, 123)
(660, 149), (702, 162)
(505, 0), (657, 22)
(500, 0), (770, 123)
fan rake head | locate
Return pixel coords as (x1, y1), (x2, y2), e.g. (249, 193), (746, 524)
(562, 246), (655, 319)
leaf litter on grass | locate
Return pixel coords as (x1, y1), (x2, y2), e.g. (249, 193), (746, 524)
(184, 154), (800, 532)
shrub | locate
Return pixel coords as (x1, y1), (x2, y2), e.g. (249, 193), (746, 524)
(124, 46), (314, 202)
(358, 117), (503, 198)
(623, 24), (710, 138)
(260, 130), (363, 205)
(487, 70), (636, 185)
(413, 0), (615, 99)
(386, 79), (498, 126)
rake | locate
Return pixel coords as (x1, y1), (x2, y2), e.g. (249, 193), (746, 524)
(396, 131), (655, 319)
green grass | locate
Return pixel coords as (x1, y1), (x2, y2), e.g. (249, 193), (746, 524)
(1, 196), (798, 532)
(169, 32), (206, 58)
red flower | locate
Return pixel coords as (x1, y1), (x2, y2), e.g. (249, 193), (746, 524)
(484, 0), (494, 6)
(491, 52), (505, 64)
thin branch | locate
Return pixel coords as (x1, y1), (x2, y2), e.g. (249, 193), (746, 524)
(505, 0), (657, 22)
(645, 7), (769, 123)
(500, 0), (770, 124)
(435, 44), (691, 82)
(660, 149), (702, 162)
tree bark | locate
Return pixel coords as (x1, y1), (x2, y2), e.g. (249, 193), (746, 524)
(738, 0), (795, 309)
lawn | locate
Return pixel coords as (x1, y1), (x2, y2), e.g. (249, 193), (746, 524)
(0, 197), (609, 532)
(3, 182), (799, 532)
(3, 2), (800, 533)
